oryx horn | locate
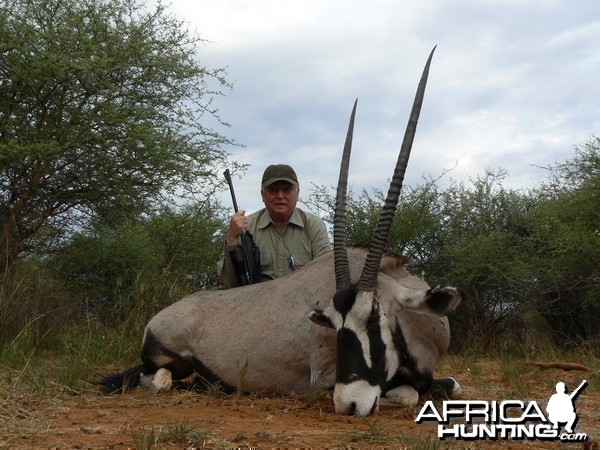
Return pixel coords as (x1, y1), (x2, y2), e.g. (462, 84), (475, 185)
(333, 99), (358, 291)
(356, 46), (436, 292)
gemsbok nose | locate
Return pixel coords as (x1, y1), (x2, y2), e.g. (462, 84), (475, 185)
(348, 402), (357, 416)
(345, 397), (379, 416)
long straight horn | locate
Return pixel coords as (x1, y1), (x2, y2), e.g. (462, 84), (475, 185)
(333, 99), (358, 291)
(357, 47), (436, 292)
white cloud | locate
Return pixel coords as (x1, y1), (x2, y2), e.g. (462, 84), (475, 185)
(167, 0), (600, 212)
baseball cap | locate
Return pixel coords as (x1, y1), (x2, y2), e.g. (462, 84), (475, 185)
(261, 164), (299, 188)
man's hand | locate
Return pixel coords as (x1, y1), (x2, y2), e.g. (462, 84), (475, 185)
(225, 210), (248, 245)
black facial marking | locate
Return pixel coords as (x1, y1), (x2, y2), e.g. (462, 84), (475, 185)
(425, 287), (452, 315)
(383, 319), (432, 394)
(335, 296), (389, 388)
(366, 301), (388, 383)
(309, 309), (335, 329)
(336, 328), (371, 384)
(332, 284), (358, 320)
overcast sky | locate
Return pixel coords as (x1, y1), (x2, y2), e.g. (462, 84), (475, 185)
(169, 0), (599, 213)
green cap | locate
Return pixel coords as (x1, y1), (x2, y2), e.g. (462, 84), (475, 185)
(261, 164), (299, 188)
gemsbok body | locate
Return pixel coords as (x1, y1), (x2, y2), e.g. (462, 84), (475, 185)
(101, 47), (464, 416)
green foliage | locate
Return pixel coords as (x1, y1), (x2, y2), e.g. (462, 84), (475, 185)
(307, 137), (600, 349)
(0, 200), (227, 345)
(51, 201), (227, 325)
(308, 175), (445, 268)
(431, 170), (537, 350)
(522, 138), (600, 344)
(0, 0), (239, 275)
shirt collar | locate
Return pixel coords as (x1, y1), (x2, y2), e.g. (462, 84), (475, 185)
(257, 208), (304, 229)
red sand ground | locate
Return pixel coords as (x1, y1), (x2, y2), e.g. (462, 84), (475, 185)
(2, 360), (597, 449)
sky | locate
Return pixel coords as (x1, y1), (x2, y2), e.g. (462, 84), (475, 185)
(168, 0), (599, 213)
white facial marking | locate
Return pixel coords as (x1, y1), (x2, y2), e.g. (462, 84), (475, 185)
(343, 291), (376, 368)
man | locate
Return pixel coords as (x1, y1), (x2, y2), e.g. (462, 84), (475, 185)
(219, 164), (331, 288)
(546, 381), (579, 433)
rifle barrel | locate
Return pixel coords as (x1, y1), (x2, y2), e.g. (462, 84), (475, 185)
(223, 169), (239, 213)
(569, 379), (587, 400)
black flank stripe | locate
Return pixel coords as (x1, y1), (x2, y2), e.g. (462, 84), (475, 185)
(142, 330), (235, 394)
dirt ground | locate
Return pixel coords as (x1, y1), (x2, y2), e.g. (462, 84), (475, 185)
(1, 360), (598, 449)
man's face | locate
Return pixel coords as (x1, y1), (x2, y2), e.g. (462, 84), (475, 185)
(261, 181), (299, 222)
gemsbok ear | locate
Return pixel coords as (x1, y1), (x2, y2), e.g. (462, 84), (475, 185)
(309, 309), (335, 329)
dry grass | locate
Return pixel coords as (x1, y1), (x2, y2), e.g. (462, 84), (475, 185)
(1, 353), (598, 449)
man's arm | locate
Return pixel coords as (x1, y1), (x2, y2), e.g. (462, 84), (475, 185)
(217, 242), (241, 288)
(309, 214), (332, 259)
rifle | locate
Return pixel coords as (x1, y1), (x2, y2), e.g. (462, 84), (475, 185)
(569, 379), (587, 400)
(223, 169), (262, 285)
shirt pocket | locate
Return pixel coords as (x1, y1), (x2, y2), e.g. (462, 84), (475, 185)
(291, 249), (311, 270)
(260, 251), (275, 274)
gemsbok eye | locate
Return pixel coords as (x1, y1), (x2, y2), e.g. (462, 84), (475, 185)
(369, 301), (380, 320)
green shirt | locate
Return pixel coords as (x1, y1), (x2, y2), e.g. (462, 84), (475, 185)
(218, 208), (331, 288)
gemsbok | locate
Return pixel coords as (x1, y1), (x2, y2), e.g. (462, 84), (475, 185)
(100, 47), (464, 416)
